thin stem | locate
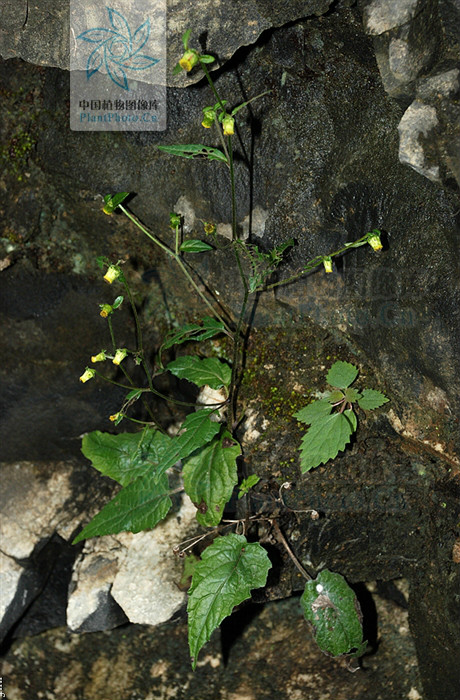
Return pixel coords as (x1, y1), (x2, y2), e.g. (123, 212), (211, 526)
(271, 520), (312, 581)
(119, 204), (231, 333)
(265, 234), (372, 292)
(201, 62), (226, 113)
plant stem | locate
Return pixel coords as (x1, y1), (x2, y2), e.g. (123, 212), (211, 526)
(119, 205), (231, 333)
(272, 520), (312, 581)
(265, 234), (373, 291)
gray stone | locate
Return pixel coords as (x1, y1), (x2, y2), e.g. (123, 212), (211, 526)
(67, 536), (129, 633)
(111, 495), (197, 625)
(0, 0), (334, 85)
(397, 99), (440, 180)
(363, 0), (422, 35)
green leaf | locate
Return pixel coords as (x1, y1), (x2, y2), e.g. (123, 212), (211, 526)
(326, 361), (359, 389)
(182, 29), (192, 50)
(172, 62), (182, 75)
(294, 399), (332, 425)
(157, 144), (228, 164)
(358, 389), (389, 410)
(112, 295), (124, 309)
(167, 356), (231, 390)
(103, 192), (130, 213)
(180, 553), (200, 588)
(238, 474), (260, 499)
(81, 428), (171, 486)
(155, 408), (221, 479)
(183, 432), (241, 526)
(328, 390), (345, 404)
(230, 90), (272, 117)
(187, 534), (271, 669)
(180, 239), (213, 253)
(125, 388), (143, 401)
(199, 54), (215, 64)
(299, 409), (356, 472)
(300, 570), (367, 657)
(72, 470), (172, 543)
(344, 387), (361, 403)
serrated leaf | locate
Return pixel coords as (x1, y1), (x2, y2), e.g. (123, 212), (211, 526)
(180, 239), (213, 253)
(167, 356), (231, 390)
(160, 317), (225, 355)
(299, 410), (356, 472)
(157, 144), (228, 164)
(187, 534), (271, 668)
(183, 431), (241, 526)
(344, 387), (361, 403)
(358, 389), (389, 410)
(155, 408), (221, 479)
(326, 361), (359, 389)
(328, 390), (345, 404)
(294, 400), (332, 425)
(81, 428), (171, 486)
(300, 570), (367, 657)
(72, 470), (171, 543)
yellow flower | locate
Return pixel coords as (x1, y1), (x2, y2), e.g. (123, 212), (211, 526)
(179, 50), (199, 72)
(99, 304), (113, 318)
(323, 257), (333, 274)
(222, 115), (235, 136)
(113, 348), (128, 365)
(103, 266), (121, 284)
(109, 412), (123, 422)
(203, 222), (216, 235)
(368, 233), (383, 251)
(91, 351), (107, 363)
(79, 368), (96, 383)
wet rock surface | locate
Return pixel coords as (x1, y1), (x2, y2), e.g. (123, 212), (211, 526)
(0, 588), (422, 700)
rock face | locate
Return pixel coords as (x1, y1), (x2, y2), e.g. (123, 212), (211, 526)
(0, 1), (459, 699)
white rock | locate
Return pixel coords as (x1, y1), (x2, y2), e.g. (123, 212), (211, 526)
(111, 495), (197, 625)
(0, 552), (25, 622)
(397, 100), (440, 181)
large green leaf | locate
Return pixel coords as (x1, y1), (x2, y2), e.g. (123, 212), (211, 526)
(157, 144), (228, 164)
(72, 471), (172, 543)
(300, 570), (367, 657)
(155, 408), (221, 478)
(299, 409), (357, 472)
(160, 317), (225, 354)
(294, 399), (332, 425)
(183, 432), (241, 526)
(187, 534), (271, 669)
(167, 356), (231, 390)
(81, 429), (171, 486)
(358, 388), (389, 410)
(326, 361), (359, 389)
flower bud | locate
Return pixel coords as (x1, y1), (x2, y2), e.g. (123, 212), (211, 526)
(368, 232), (383, 251)
(222, 115), (235, 136)
(99, 304), (113, 318)
(79, 368), (96, 383)
(323, 256), (333, 274)
(179, 50), (199, 72)
(169, 212), (181, 228)
(104, 266), (121, 284)
(91, 351), (107, 363)
(113, 348), (128, 365)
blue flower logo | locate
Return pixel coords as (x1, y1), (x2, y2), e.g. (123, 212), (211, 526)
(77, 7), (159, 91)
